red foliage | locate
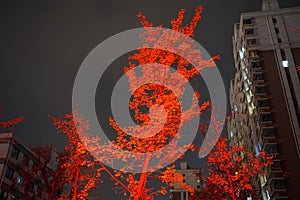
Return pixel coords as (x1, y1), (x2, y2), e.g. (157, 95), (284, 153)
(0, 112), (24, 129)
(107, 5), (217, 200)
(51, 113), (102, 200)
(199, 137), (273, 200)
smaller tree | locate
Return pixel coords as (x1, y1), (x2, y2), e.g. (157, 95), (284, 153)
(51, 113), (102, 200)
(200, 137), (273, 200)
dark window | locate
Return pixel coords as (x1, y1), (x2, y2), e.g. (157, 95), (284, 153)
(262, 128), (275, 138)
(272, 160), (282, 171)
(37, 187), (43, 197)
(265, 144), (278, 154)
(10, 147), (19, 160)
(247, 39), (257, 45)
(260, 113), (272, 122)
(243, 18), (252, 25)
(257, 99), (269, 107)
(28, 182), (34, 193)
(22, 155), (29, 167)
(32, 162), (38, 171)
(251, 62), (261, 68)
(253, 73), (264, 81)
(278, 38), (282, 43)
(255, 86), (267, 93)
(245, 28), (254, 35)
(5, 168), (14, 180)
(273, 179), (286, 190)
(280, 49), (286, 60)
(275, 28), (280, 33)
(272, 17), (277, 24)
(182, 173), (185, 177)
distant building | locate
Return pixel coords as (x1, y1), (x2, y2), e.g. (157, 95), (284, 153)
(0, 132), (57, 200)
(229, 0), (300, 199)
(169, 162), (201, 200)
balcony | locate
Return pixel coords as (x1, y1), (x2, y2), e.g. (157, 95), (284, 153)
(243, 18), (253, 27)
(249, 50), (260, 60)
(247, 38), (257, 47)
(254, 86), (267, 98)
(261, 127), (275, 138)
(270, 178), (286, 191)
(256, 98), (270, 112)
(250, 61), (262, 71)
(264, 143), (278, 155)
(245, 28), (254, 35)
(259, 112), (272, 123)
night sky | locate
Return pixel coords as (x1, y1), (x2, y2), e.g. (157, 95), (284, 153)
(1, 0), (300, 199)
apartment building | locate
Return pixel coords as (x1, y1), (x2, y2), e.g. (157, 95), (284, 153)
(228, 0), (300, 199)
(0, 132), (57, 200)
(169, 162), (201, 200)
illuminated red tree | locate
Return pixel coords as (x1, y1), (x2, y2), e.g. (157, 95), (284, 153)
(51, 113), (102, 200)
(105, 5), (217, 200)
(199, 137), (273, 200)
(0, 111), (24, 139)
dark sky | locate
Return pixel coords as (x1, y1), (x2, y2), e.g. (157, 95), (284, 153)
(1, 0), (300, 199)
(1, 0), (300, 146)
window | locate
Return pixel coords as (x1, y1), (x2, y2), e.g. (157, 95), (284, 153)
(245, 28), (254, 35)
(17, 176), (24, 186)
(272, 17), (277, 24)
(255, 86), (267, 93)
(249, 50), (259, 57)
(37, 187), (43, 197)
(253, 73), (264, 81)
(10, 147), (19, 160)
(5, 168), (14, 180)
(272, 160), (282, 171)
(265, 144), (278, 154)
(282, 60), (288, 67)
(32, 162), (38, 171)
(260, 113), (272, 122)
(28, 182), (34, 193)
(277, 38), (282, 43)
(0, 190), (8, 200)
(257, 99), (269, 107)
(243, 18), (252, 25)
(247, 39), (257, 45)
(251, 62), (261, 68)
(272, 179), (286, 190)
(22, 155), (29, 167)
(275, 27), (280, 33)
(262, 128), (275, 138)
(280, 49), (286, 60)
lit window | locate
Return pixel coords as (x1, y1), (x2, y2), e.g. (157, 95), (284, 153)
(246, 93), (251, 103)
(282, 60), (288, 67)
(239, 50), (244, 59)
(17, 176), (24, 186)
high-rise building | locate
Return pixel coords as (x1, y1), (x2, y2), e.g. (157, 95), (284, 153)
(0, 132), (57, 200)
(228, 0), (300, 199)
(169, 162), (201, 200)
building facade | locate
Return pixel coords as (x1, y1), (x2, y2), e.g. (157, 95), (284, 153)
(0, 132), (57, 200)
(228, 0), (300, 199)
(169, 162), (201, 200)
